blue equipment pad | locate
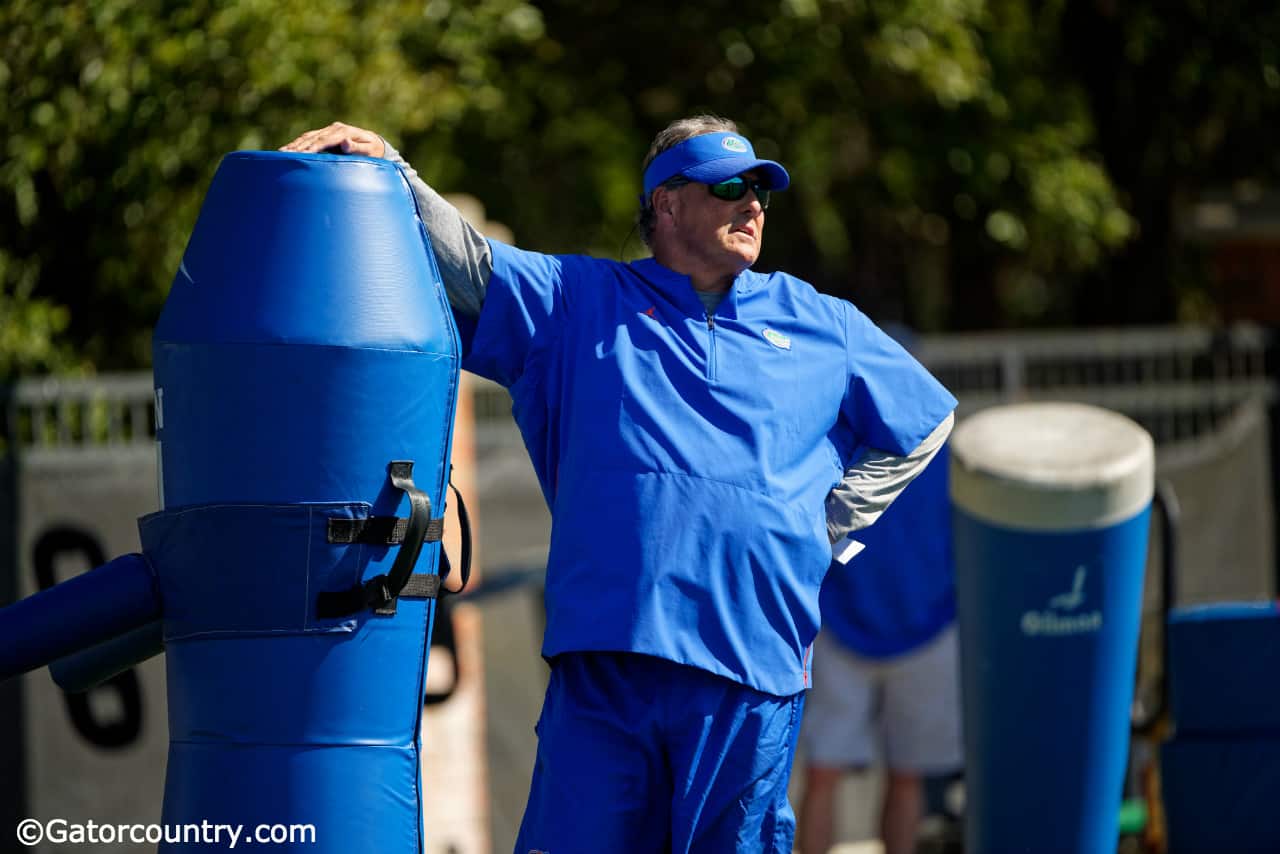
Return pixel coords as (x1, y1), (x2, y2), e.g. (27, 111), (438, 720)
(1167, 601), (1280, 734)
(1162, 734), (1280, 853)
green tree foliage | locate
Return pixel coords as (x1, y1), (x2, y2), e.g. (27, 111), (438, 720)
(1062, 0), (1280, 324)
(5, 0), (1273, 376)
(0, 0), (546, 375)
(422, 0), (1134, 329)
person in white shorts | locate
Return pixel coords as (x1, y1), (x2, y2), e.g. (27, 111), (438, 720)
(798, 440), (962, 854)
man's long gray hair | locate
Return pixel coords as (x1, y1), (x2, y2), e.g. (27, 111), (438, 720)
(636, 115), (739, 246)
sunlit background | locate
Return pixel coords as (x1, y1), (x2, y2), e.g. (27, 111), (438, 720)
(3, 1), (1279, 852)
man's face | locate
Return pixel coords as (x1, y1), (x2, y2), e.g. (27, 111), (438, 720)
(665, 171), (766, 281)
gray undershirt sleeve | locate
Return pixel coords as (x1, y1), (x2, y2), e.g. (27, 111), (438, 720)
(824, 411), (955, 545)
(381, 141), (491, 319)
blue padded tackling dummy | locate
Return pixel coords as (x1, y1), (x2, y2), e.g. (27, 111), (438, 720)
(0, 150), (463, 852)
(147, 150), (462, 850)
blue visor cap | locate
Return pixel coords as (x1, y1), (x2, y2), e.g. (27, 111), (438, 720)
(642, 132), (790, 198)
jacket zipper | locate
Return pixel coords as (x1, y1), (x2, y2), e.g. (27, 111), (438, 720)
(706, 313), (718, 382)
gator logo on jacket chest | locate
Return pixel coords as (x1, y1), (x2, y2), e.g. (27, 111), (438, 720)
(762, 328), (791, 350)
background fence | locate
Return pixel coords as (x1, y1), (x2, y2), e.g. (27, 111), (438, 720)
(7, 325), (1274, 458)
(916, 324), (1275, 444)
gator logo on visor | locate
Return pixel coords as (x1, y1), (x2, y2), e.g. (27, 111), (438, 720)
(721, 136), (749, 153)
(762, 328), (791, 350)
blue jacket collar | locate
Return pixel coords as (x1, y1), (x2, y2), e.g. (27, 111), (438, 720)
(629, 257), (763, 317)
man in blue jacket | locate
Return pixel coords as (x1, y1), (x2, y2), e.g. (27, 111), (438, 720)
(283, 116), (956, 854)
(797, 441), (962, 854)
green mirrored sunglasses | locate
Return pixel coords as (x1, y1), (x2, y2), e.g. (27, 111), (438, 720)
(706, 176), (771, 209)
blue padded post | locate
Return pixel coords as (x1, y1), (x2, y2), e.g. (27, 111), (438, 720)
(0, 553), (159, 682)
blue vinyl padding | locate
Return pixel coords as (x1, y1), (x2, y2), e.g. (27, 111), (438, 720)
(144, 150), (461, 851)
(1162, 734), (1280, 853)
(49, 619), (164, 694)
(1167, 601), (1280, 734)
(0, 553), (159, 681)
(0, 149), (461, 852)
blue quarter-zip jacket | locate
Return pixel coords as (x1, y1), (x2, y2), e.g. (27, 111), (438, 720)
(459, 241), (957, 696)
